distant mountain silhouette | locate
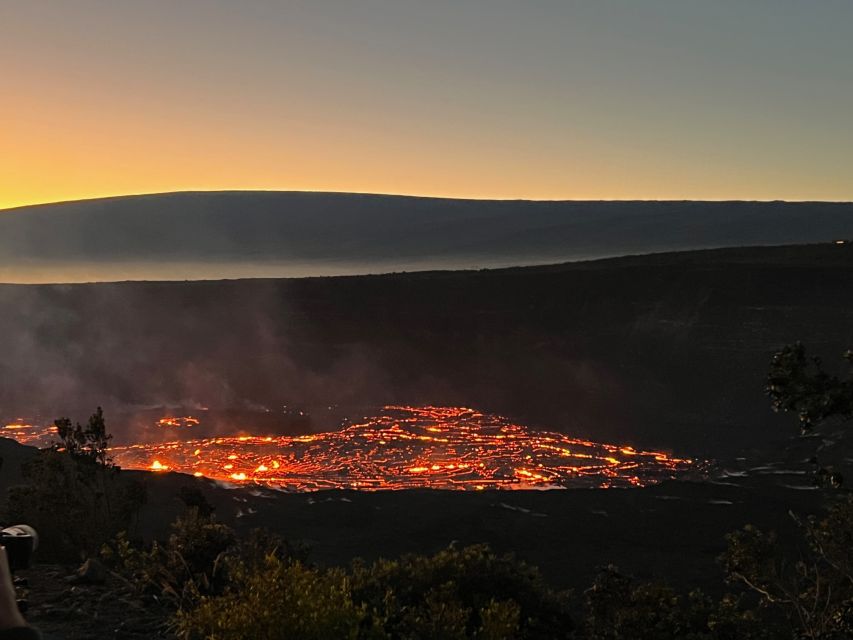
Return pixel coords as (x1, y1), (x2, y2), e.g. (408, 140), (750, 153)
(1, 191), (852, 282)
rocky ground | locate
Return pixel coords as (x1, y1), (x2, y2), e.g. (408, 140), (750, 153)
(20, 562), (171, 640)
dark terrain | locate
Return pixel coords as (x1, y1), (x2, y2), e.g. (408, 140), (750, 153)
(3, 469), (827, 640)
(0, 431), (838, 640)
(2, 243), (853, 457)
(1, 243), (852, 637)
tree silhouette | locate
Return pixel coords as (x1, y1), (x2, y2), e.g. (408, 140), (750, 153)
(54, 406), (113, 466)
(767, 343), (853, 435)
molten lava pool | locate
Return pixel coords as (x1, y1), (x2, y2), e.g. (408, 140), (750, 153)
(106, 406), (696, 491)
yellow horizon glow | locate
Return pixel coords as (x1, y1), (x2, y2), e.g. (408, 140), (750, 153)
(3, 3), (852, 211)
(3, 55), (850, 212)
(4, 92), (850, 211)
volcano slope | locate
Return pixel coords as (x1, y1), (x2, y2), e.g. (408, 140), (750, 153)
(2, 193), (852, 283)
(1, 243), (852, 459)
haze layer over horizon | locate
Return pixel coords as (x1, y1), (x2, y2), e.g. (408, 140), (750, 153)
(2, 192), (852, 284)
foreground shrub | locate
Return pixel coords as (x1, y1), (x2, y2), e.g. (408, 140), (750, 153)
(167, 542), (570, 640)
(176, 555), (367, 640)
(103, 506), (237, 608)
(349, 543), (572, 639)
(722, 496), (853, 640)
(5, 408), (146, 561)
(584, 566), (772, 640)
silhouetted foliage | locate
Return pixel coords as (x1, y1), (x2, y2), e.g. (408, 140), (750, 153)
(103, 506), (236, 609)
(722, 498), (853, 640)
(767, 343), (853, 435)
(701, 343), (853, 638)
(766, 343), (852, 488)
(584, 565), (771, 640)
(53, 406), (113, 465)
(168, 542), (566, 640)
(349, 543), (571, 639)
(108, 508), (566, 640)
(178, 554), (368, 640)
(5, 408), (145, 561)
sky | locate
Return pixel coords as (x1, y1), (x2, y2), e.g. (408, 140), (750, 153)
(1, 0), (852, 209)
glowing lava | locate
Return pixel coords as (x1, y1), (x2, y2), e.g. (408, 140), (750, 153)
(2, 420), (55, 446)
(156, 417), (200, 429)
(109, 406), (697, 490)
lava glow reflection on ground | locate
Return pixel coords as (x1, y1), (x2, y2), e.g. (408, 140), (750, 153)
(105, 406), (696, 491)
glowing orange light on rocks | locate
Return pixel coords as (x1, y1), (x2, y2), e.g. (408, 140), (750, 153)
(106, 406), (697, 491)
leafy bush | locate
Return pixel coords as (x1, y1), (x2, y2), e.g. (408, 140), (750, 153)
(163, 541), (567, 640)
(103, 506), (236, 608)
(714, 343), (853, 638)
(767, 343), (853, 436)
(584, 565), (770, 640)
(176, 555), (368, 640)
(4, 408), (145, 561)
(721, 497), (853, 640)
(350, 543), (571, 639)
(53, 406), (113, 464)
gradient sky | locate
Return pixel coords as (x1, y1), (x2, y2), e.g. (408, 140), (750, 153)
(2, 0), (852, 209)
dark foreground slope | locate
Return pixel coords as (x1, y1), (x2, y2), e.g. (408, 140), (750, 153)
(13, 467), (827, 640)
(2, 192), (853, 282)
(0, 434), (821, 601)
(2, 243), (852, 457)
(131, 469), (821, 596)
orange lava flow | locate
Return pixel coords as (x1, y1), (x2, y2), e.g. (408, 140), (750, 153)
(156, 417), (200, 429)
(109, 406), (696, 491)
(2, 420), (55, 445)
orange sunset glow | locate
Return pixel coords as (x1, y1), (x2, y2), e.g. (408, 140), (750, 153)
(2, 2), (852, 210)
